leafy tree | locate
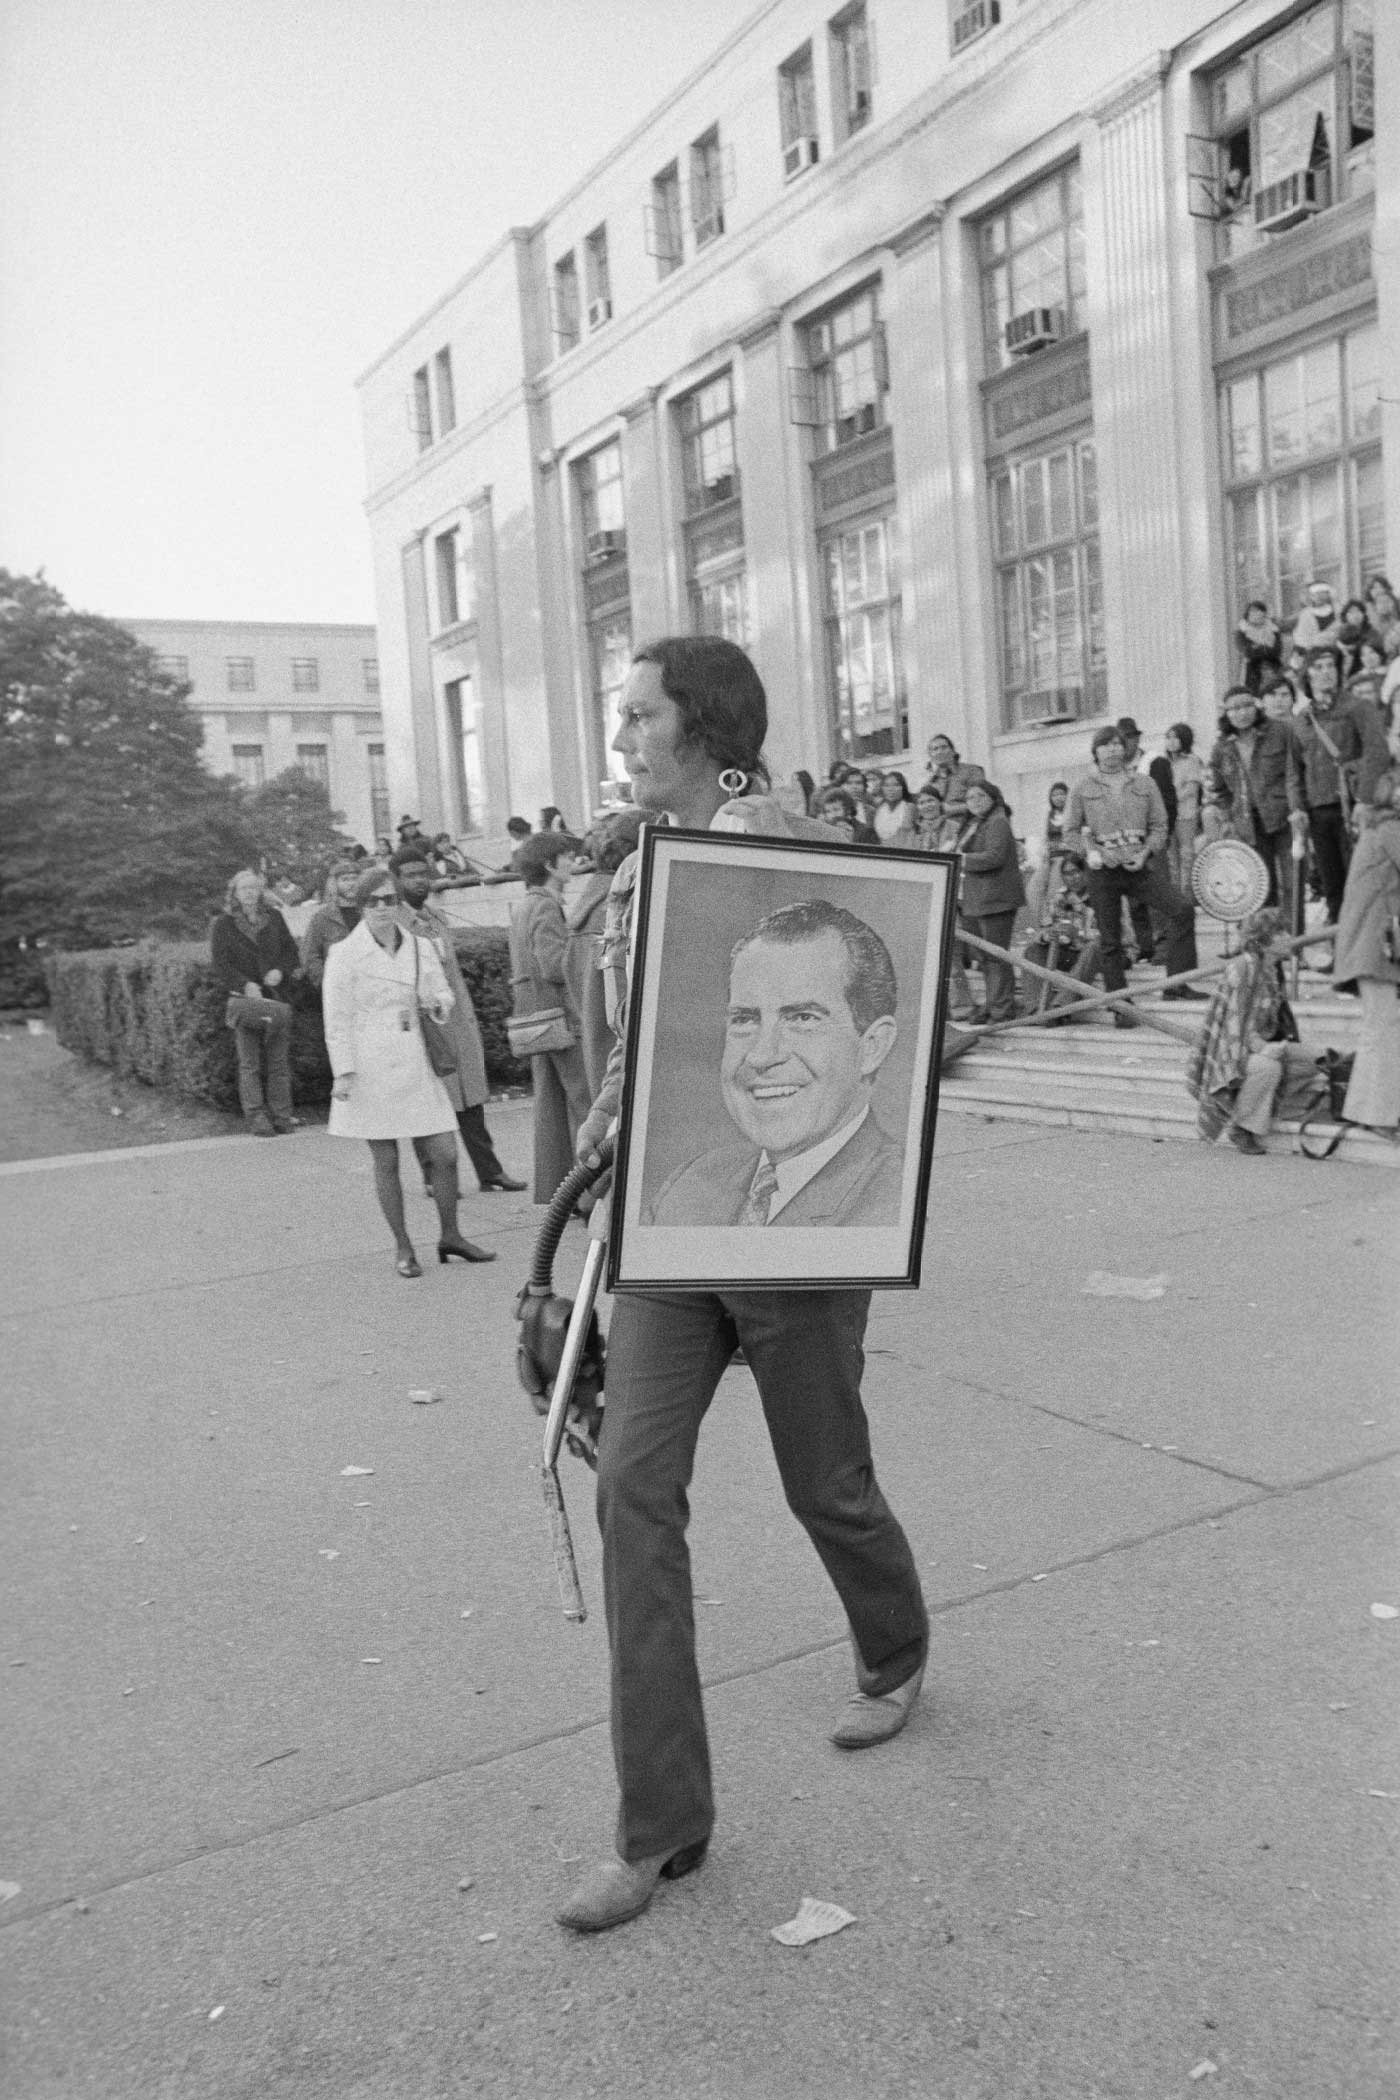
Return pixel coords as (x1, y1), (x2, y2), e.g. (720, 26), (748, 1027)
(0, 568), (257, 948)
(243, 767), (353, 895)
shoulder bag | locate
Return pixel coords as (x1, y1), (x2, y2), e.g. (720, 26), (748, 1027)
(506, 1006), (576, 1057)
(411, 937), (459, 1078)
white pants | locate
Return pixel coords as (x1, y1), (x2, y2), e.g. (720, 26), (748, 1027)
(1231, 1042), (1326, 1134)
(1342, 980), (1400, 1131)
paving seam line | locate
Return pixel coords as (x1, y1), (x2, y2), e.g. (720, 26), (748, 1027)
(6, 1446), (1395, 1930)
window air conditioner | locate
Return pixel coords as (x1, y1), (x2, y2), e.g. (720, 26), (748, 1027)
(587, 299), (613, 329)
(1024, 690), (1083, 726)
(952, 0), (1000, 53)
(1253, 166), (1330, 233)
(1005, 306), (1066, 357)
(585, 529), (626, 565)
(693, 209), (725, 248)
(783, 135), (819, 179)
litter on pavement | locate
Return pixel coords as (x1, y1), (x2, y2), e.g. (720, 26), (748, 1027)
(770, 1896), (857, 1947)
(1082, 1272), (1169, 1300)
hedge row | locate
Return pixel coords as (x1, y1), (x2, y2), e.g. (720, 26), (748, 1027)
(48, 927), (527, 1111)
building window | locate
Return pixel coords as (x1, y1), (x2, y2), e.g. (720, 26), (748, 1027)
(690, 127), (727, 248)
(990, 436), (1105, 729)
(226, 656), (256, 692)
(434, 346), (456, 435)
(367, 742), (390, 841)
(435, 528), (468, 629)
(584, 225), (612, 328)
(823, 518), (905, 759)
(979, 164), (1085, 376)
(1207, 0), (1374, 258)
(1222, 322), (1383, 623)
(694, 572), (750, 645)
(577, 441), (626, 558)
(444, 676), (484, 836)
(154, 653), (189, 680)
(950, 0), (1001, 58)
(553, 251), (580, 352)
(678, 372), (738, 513)
(591, 616), (633, 788)
(290, 657), (320, 692)
(296, 743), (329, 789)
(647, 162), (684, 278)
(412, 364), (432, 451)
(363, 657), (380, 695)
(779, 43), (818, 178)
(231, 744), (265, 789)
(805, 286), (887, 454)
(829, 3), (872, 142)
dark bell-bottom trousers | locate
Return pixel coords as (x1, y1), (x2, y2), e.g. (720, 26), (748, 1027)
(597, 1287), (928, 1863)
(232, 1004), (292, 1121)
(413, 1104), (506, 1188)
(1086, 861), (1197, 993)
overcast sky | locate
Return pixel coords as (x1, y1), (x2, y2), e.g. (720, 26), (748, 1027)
(0, 0), (762, 626)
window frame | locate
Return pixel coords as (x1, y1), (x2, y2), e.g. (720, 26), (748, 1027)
(804, 284), (888, 455)
(647, 162), (685, 277)
(677, 371), (739, 515)
(988, 432), (1105, 730)
(978, 162), (1085, 378)
(226, 656), (256, 693)
(829, 2), (872, 143)
(821, 513), (907, 760)
(230, 743), (266, 789)
(553, 251), (581, 352)
(577, 441), (626, 548)
(584, 224), (612, 327)
(290, 657), (320, 693)
(1205, 0), (1374, 254)
(690, 127), (727, 248)
(433, 346), (456, 436)
(779, 41), (819, 166)
(1219, 318), (1383, 623)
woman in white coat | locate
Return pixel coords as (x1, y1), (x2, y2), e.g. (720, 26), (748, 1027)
(323, 867), (495, 1276)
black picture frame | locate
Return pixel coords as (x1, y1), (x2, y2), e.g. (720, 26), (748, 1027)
(606, 827), (958, 1292)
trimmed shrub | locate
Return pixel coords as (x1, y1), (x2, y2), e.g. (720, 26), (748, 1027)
(49, 943), (331, 1110)
(47, 926), (528, 1107)
(451, 925), (529, 1089)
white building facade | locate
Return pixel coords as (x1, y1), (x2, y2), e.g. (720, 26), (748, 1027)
(128, 619), (387, 845)
(357, 0), (1394, 837)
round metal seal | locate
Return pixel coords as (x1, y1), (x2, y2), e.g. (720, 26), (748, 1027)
(1191, 839), (1270, 921)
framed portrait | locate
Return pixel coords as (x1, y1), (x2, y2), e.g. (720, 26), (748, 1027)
(607, 828), (958, 1293)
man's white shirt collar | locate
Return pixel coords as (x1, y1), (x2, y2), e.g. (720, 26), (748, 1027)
(759, 1106), (869, 1219)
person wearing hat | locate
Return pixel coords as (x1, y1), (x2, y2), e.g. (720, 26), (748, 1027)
(1063, 724), (1201, 1024)
(1291, 580), (1342, 655)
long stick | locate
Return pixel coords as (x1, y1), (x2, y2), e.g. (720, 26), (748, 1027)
(540, 1235), (608, 1623)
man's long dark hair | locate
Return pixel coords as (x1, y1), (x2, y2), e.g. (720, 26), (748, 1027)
(632, 636), (771, 787)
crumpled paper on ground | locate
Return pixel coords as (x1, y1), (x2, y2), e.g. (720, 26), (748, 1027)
(770, 1896), (857, 1947)
(1082, 1272), (1169, 1300)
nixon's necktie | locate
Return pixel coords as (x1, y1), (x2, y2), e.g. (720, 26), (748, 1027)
(738, 1156), (779, 1226)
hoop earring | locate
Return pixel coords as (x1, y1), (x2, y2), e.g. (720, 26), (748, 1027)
(718, 768), (750, 797)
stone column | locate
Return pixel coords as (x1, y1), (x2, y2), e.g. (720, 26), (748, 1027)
(620, 389), (672, 640)
(467, 486), (511, 831)
(398, 531), (447, 830)
(886, 205), (979, 765)
(1085, 57), (1192, 728)
(735, 309), (815, 773)
(1375, 0), (1400, 574)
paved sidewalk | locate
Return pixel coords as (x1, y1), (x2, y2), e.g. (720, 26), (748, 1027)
(1, 1102), (1396, 2098)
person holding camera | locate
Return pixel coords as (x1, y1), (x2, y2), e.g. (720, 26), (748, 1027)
(1063, 724), (1200, 1027)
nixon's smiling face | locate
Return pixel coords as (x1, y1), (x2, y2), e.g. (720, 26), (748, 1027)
(721, 931), (896, 1161)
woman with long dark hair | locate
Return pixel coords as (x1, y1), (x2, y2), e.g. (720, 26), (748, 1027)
(956, 779), (1025, 1024)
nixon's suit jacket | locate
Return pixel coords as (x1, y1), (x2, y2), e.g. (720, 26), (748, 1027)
(644, 1109), (904, 1228)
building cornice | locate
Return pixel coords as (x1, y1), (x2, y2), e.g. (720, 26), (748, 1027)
(734, 307), (783, 353)
(620, 387), (661, 423)
(887, 204), (947, 260)
(1091, 52), (1172, 129)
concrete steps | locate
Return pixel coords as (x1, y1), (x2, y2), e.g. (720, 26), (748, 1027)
(938, 972), (1397, 1167)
